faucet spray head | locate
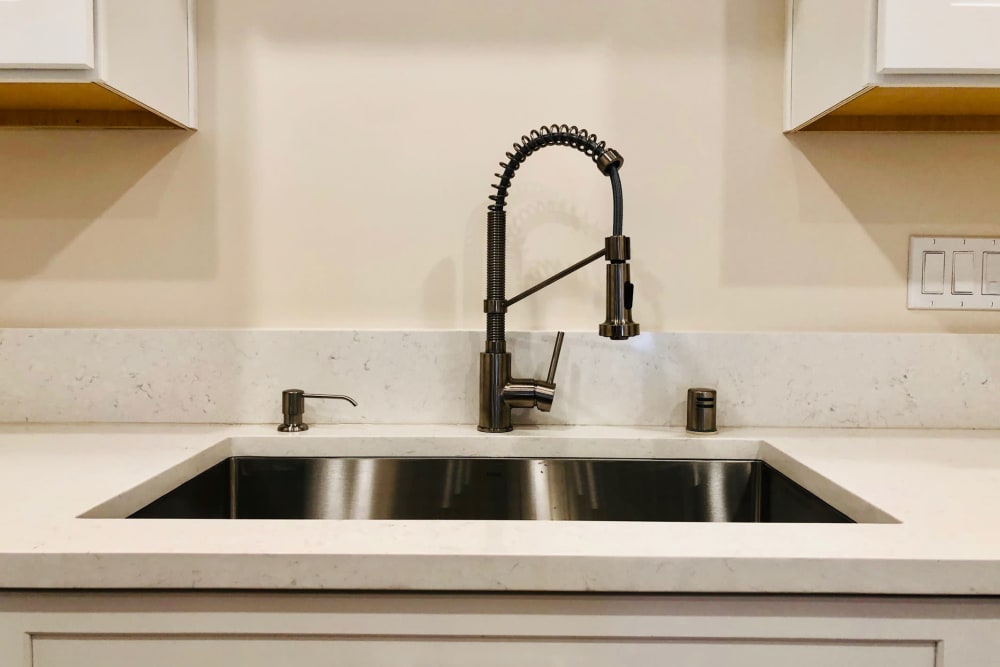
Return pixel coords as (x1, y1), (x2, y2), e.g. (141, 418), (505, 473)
(599, 235), (640, 340)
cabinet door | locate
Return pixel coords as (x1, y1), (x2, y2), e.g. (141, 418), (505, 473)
(878, 0), (1000, 73)
(6, 593), (997, 667)
(0, 0), (94, 69)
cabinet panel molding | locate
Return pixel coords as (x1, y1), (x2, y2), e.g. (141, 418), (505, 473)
(3, 593), (998, 666)
(879, 0), (1000, 74)
(0, 0), (93, 70)
(32, 635), (936, 667)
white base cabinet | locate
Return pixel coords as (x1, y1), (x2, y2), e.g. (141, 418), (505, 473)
(3, 593), (999, 666)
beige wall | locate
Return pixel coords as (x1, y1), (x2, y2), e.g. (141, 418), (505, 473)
(2, 0), (1000, 332)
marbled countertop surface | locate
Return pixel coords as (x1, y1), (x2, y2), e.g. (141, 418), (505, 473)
(1, 423), (998, 594)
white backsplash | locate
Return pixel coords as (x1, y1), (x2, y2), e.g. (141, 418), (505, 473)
(1, 329), (998, 428)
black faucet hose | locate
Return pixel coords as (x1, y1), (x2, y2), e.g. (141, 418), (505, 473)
(489, 124), (623, 236)
(610, 167), (623, 236)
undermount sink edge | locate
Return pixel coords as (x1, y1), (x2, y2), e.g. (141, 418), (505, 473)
(82, 436), (897, 525)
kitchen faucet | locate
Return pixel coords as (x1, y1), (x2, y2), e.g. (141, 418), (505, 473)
(478, 124), (639, 433)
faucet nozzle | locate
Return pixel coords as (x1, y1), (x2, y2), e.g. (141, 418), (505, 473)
(599, 235), (640, 340)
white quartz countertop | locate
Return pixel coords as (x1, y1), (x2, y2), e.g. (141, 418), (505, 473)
(1, 423), (999, 594)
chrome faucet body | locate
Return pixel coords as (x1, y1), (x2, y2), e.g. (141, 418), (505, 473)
(478, 125), (640, 433)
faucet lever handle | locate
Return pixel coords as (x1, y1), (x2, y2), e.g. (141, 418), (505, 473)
(546, 331), (565, 385)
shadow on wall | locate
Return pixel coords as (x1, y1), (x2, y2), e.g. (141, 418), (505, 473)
(0, 131), (199, 279)
(239, 0), (708, 48)
(722, 1), (1000, 288)
(238, 0), (713, 332)
(790, 133), (1000, 279)
(205, 0), (720, 333)
(235, 0), (720, 332)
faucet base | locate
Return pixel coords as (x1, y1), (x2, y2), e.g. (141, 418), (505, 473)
(599, 322), (640, 340)
(477, 425), (514, 433)
(478, 351), (512, 432)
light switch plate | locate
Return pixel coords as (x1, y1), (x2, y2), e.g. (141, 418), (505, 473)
(908, 236), (1000, 310)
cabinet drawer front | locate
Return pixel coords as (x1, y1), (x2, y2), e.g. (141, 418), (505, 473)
(879, 0), (1000, 73)
(0, 0), (93, 69)
(32, 635), (936, 667)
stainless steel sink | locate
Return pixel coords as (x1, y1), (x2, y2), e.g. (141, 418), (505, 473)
(128, 458), (854, 523)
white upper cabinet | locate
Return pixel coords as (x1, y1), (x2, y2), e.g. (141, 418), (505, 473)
(787, 0), (1000, 131)
(879, 0), (1000, 73)
(0, 0), (196, 129)
(0, 0), (94, 69)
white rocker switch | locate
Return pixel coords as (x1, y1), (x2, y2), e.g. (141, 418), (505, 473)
(984, 252), (1000, 296)
(952, 251), (975, 295)
(921, 251), (945, 294)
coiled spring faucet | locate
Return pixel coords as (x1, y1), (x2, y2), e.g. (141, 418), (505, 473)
(479, 124), (640, 433)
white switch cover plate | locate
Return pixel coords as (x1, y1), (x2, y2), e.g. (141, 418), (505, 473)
(908, 236), (1000, 310)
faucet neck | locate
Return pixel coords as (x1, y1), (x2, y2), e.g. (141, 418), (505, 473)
(485, 209), (507, 348)
(483, 126), (624, 348)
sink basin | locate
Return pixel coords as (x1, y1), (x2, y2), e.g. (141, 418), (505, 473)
(129, 457), (854, 523)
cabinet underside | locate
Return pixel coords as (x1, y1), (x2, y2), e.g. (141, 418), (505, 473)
(800, 87), (1000, 132)
(0, 82), (180, 128)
